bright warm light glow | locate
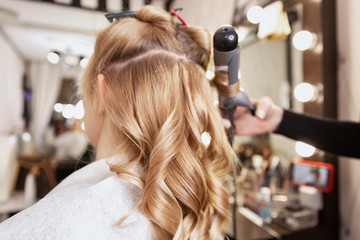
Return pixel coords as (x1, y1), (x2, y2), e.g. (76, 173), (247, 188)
(81, 122), (85, 131)
(237, 28), (247, 42)
(47, 52), (60, 64)
(80, 57), (89, 69)
(21, 132), (31, 142)
(74, 100), (84, 119)
(294, 83), (315, 102)
(292, 31), (314, 51)
(65, 55), (79, 66)
(272, 195), (288, 202)
(9, 135), (17, 144)
(206, 71), (215, 80)
(238, 71), (242, 80)
(62, 104), (75, 119)
(295, 141), (316, 157)
(201, 132), (211, 147)
(247, 5), (263, 24)
(54, 103), (64, 112)
(299, 186), (318, 195)
(257, 1), (285, 40)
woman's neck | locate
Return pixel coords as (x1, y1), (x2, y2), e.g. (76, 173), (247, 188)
(95, 124), (118, 160)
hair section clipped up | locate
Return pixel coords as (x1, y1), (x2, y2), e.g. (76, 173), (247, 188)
(80, 5), (233, 240)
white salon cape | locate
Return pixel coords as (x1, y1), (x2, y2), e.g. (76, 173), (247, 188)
(0, 157), (154, 240)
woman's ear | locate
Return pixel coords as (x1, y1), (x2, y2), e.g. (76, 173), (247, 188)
(96, 73), (106, 115)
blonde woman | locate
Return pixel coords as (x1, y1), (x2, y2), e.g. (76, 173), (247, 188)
(0, 5), (233, 239)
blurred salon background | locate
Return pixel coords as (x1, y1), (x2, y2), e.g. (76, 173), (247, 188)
(0, 0), (358, 239)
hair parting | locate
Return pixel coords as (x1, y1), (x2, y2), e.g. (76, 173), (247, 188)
(80, 5), (234, 240)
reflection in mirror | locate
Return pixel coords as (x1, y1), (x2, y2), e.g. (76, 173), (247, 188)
(240, 31), (290, 109)
(290, 159), (334, 193)
(233, 2), (307, 163)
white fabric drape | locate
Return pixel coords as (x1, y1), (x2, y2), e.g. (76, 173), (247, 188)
(29, 61), (62, 154)
(0, 33), (24, 135)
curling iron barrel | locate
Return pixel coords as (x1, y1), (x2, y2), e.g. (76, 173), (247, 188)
(213, 25), (256, 125)
(213, 26), (240, 86)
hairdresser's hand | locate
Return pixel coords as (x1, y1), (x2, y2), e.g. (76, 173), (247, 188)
(231, 96), (284, 135)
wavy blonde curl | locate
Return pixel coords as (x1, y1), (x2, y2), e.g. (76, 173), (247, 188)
(80, 5), (233, 240)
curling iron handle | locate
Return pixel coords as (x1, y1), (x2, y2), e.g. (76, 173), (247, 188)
(220, 91), (256, 126)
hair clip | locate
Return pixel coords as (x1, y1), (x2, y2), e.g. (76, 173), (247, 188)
(170, 8), (188, 26)
(105, 8), (188, 26)
(105, 11), (136, 23)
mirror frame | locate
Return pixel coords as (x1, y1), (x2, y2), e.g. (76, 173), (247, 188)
(233, 0), (338, 233)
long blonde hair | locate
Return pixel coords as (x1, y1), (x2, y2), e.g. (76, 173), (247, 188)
(81, 5), (233, 240)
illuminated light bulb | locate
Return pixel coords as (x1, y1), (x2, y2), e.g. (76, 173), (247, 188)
(81, 122), (85, 131)
(201, 132), (211, 147)
(54, 103), (64, 112)
(292, 30), (315, 51)
(47, 51), (60, 64)
(206, 71), (215, 80)
(9, 135), (17, 144)
(247, 5), (263, 24)
(294, 83), (316, 102)
(65, 55), (79, 66)
(295, 141), (316, 157)
(80, 57), (89, 69)
(237, 28), (247, 42)
(74, 100), (84, 119)
(62, 104), (75, 119)
(21, 132), (31, 142)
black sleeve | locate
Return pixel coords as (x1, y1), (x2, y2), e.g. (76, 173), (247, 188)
(274, 109), (360, 158)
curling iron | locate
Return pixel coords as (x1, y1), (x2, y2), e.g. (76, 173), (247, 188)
(213, 26), (257, 240)
(213, 26), (256, 126)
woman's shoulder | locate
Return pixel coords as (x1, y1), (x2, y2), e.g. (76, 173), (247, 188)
(0, 158), (154, 240)
(49, 158), (113, 194)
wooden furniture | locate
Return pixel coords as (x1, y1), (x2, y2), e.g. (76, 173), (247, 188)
(16, 155), (57, 198)
(233, 210), (337, 240)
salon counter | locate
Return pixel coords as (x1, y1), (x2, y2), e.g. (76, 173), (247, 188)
(225, 207), (338, 240)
